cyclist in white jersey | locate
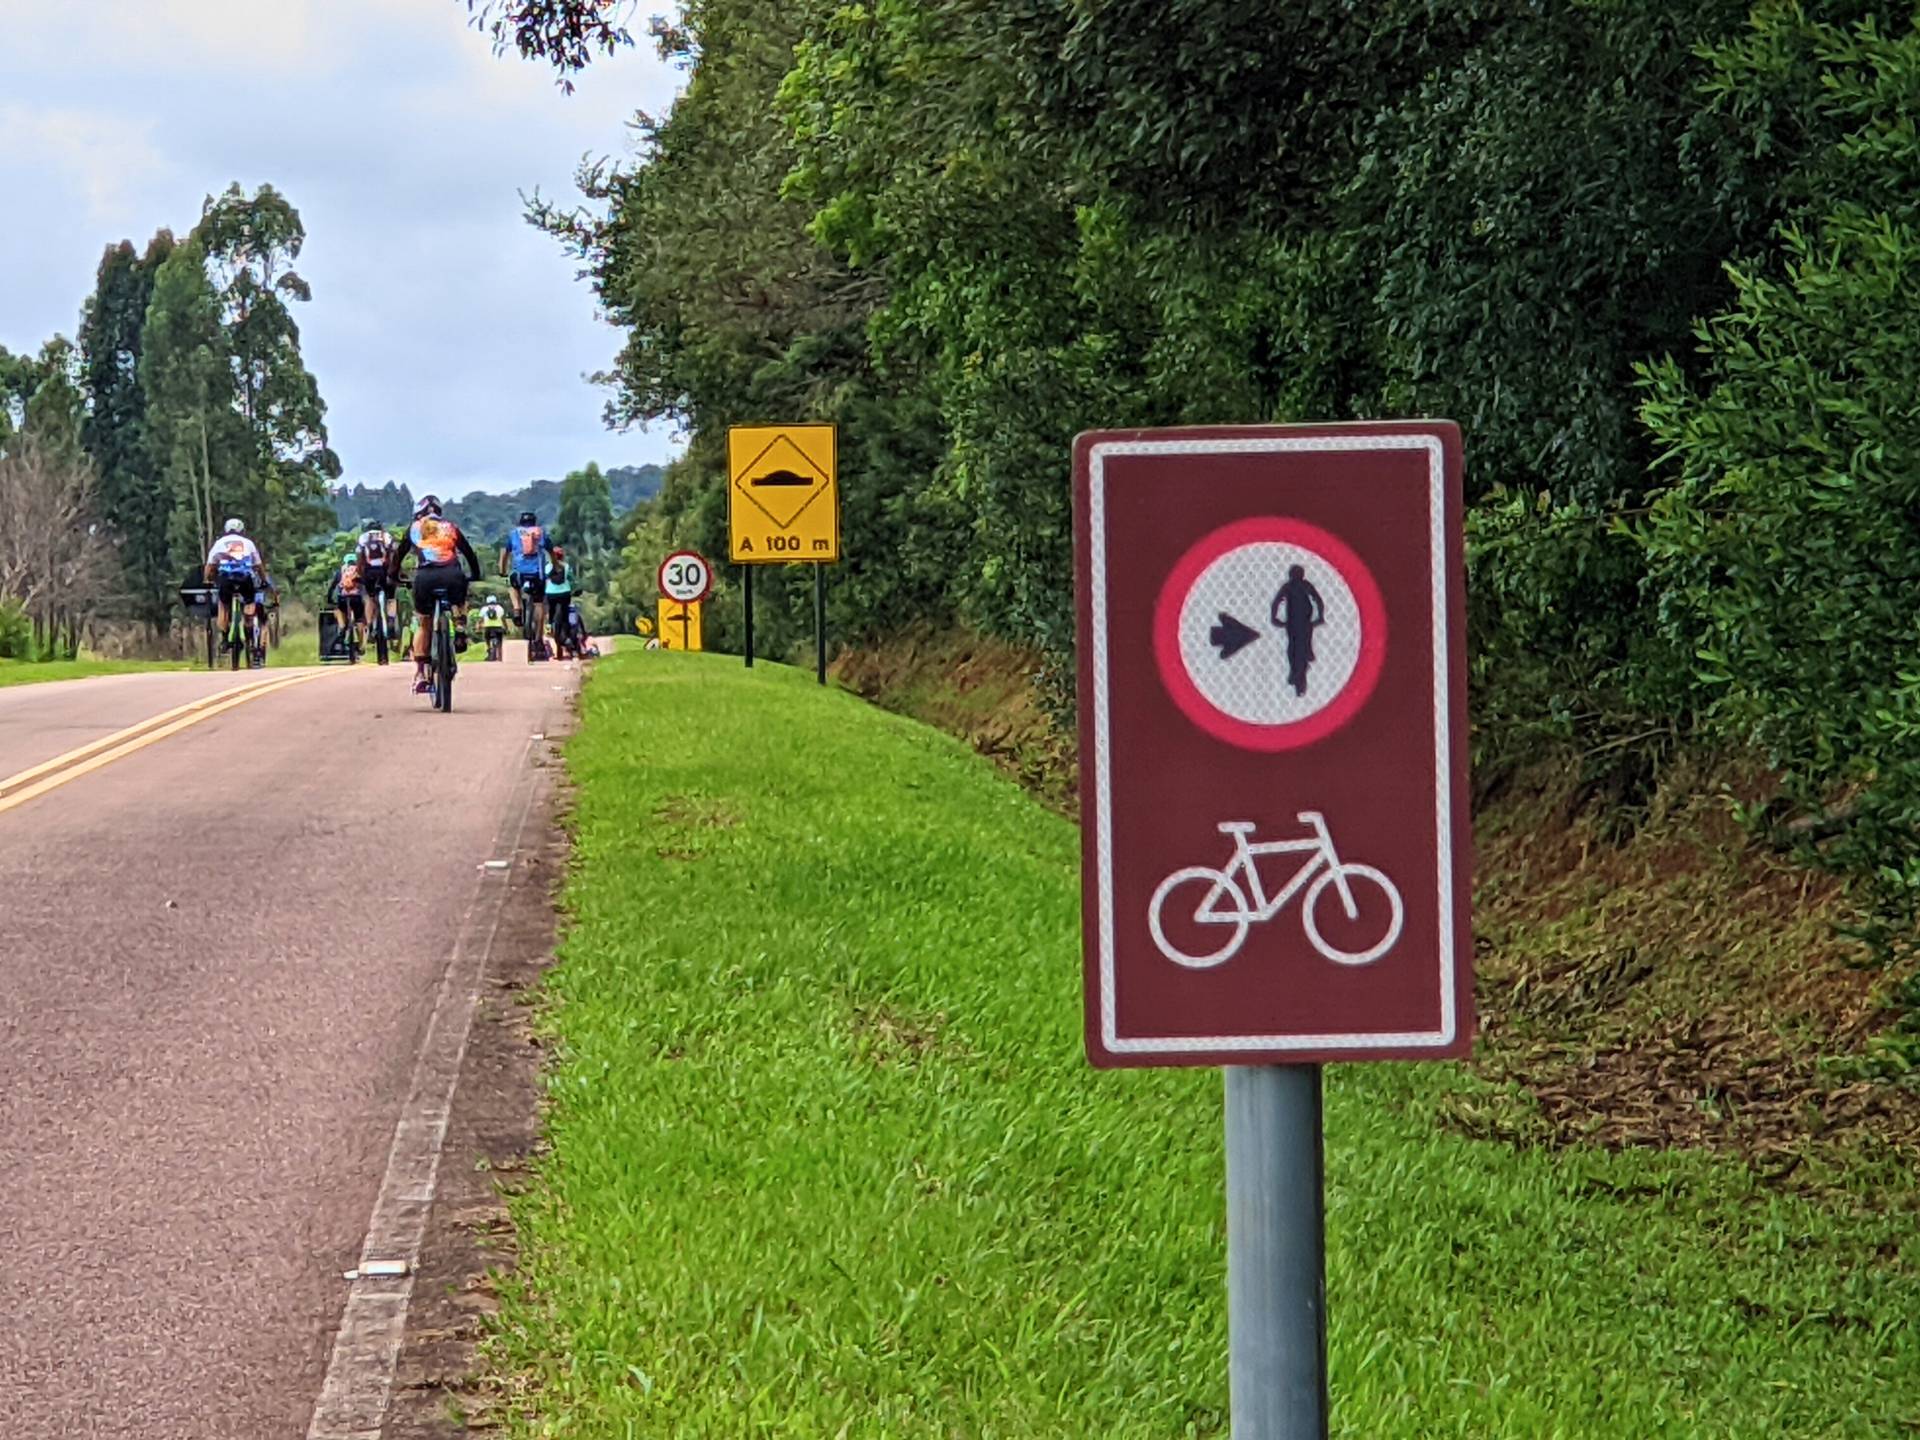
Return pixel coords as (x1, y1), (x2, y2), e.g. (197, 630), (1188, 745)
(203, 518), (266, 641)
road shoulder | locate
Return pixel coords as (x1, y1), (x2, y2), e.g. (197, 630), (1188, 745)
(381, 741), (567, 1438)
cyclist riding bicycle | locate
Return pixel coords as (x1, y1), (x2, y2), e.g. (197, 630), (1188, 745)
(203, 517), (267, 648)
(355, 517), (400, 644)
(498, 510), (552, 632)
(328, 551), (366, 656)
(391, 495), (483, 694)
(477, 594), (509, 659)
(544, 546), (577, 654)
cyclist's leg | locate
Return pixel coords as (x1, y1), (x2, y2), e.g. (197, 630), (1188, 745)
(450, 573), (472, 649)
(409, 572), (436, 665)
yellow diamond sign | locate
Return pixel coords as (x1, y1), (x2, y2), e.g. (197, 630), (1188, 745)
(728, 423), (839, 564)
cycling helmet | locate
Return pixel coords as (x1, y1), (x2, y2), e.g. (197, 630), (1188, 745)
(413, 495), (442, 519)
(486, 594), (499, 605)
(551, 545), (566, 560)
(223, 517), (245, 534)
(342, 552), (356, 565)
(518, 510), (537, 526)
(358, 516), (377, 531)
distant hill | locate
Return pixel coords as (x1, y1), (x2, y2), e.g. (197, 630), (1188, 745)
(329, 464), (665, 546)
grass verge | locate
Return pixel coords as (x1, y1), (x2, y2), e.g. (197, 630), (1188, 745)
(0, 656), (189, 688)
(484, 650), (1920, 1438)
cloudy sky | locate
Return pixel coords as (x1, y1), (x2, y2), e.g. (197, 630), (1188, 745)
(1, 0), (682, 493)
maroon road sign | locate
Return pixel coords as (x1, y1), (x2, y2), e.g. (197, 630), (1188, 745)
(1075, 423), (1470, 1066)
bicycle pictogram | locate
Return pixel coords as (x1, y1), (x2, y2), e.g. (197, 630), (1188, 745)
(1147, 812), (1404, 970)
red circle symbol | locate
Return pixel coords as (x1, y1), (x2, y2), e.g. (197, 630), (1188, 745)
(657, 550), (713, 603)
(1152, 517), (1387, 752)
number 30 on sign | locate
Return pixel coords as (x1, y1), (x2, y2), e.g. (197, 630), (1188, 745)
(657, 550), (713, 604)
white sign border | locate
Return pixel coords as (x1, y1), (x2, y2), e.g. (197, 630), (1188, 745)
(1089, 432), (1457, 1055)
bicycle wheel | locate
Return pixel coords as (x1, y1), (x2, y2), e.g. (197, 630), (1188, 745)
(1303, 863), (1404, 966)
(1148, 866), (1252, 968)
(434, 605), (456, 713)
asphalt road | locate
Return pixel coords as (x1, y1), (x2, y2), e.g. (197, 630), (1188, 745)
(0, 647), (579, 1437)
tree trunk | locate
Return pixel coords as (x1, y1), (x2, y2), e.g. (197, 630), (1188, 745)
(198, 414), (215, 555)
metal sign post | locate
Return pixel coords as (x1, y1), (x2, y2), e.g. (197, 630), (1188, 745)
(743, 564), (754, 668)
(814, 565), (827, 685)
(1227, 1065), (1327, 1440)
(1073, 422), (1469, 1437)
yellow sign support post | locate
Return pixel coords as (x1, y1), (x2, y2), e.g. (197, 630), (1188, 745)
(727, 423), (840, 682)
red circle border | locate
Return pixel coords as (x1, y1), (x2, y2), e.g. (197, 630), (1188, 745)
(1151, 517), (1388, 752)
(657, 549), (713, 604)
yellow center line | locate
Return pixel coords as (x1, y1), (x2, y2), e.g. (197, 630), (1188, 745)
(0, 671), (304, 800)
(0, 669), (332, 819)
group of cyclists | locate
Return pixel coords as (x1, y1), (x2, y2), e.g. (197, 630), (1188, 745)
(204, 499), (595, 694)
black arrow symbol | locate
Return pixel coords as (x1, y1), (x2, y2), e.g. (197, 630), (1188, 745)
(1210, 612), (1261, 660)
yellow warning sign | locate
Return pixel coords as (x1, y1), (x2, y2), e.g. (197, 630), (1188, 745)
(634, 615), (655, 636)
(660, 597), (704, 651)
(728, 423), (839, 564)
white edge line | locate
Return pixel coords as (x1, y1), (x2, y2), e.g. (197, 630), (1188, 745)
(1090, 433), (1458, 1055)
(305, 733), (546, 1438)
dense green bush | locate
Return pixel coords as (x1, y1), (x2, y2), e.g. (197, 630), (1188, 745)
(545, 1), (1920, 909)
(0, 599), (32, 660)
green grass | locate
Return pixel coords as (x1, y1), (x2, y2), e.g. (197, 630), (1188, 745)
(0, 656), (188, 688)
(488, 651), (1920, 1438)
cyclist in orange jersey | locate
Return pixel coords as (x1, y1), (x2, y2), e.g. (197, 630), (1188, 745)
(390, 495), (483, 694)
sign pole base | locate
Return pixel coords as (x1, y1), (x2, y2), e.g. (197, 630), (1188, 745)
(1226, 1064), (1328, 1440)
(743, 565), (754, 668)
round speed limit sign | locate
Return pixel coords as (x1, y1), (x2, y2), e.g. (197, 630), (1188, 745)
(657, 549), (713, 604)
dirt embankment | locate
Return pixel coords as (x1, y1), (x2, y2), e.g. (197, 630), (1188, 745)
(834, 628), (1920, 1188)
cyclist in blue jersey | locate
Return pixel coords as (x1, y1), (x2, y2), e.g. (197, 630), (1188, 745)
(498, 510), (552, 633)
(391, 495), (483, 693)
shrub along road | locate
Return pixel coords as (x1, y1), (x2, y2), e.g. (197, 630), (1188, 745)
(478, 651), (1918, 1438)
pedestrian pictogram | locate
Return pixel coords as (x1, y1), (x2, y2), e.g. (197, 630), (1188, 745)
(728, 424), (840, 563)
(1074, 422), (1469, 1067)
(659, 597), (704, 651)
(1155, 517), (1386, 753)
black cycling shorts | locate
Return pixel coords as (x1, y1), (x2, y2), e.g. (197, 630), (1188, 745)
(412, 563), (470, 617)
(339, 592), (367, 621)
(512, 571), (546, 603)
(216, 573), (257, 606)
(360, 565), (395, 597)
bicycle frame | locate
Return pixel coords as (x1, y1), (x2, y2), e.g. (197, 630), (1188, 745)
(1203, 813), (1359, 924)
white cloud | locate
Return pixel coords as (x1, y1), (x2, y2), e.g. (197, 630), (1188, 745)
(0, 103), (173, 226)
(0, 0), (682, 487)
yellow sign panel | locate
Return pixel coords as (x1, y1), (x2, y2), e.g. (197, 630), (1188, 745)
(659, 597), (704, 651)
(728, 423), (839, 564)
